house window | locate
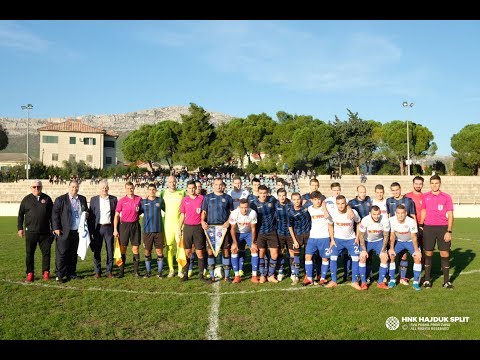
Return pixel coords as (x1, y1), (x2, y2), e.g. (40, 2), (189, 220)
(69, 154), (76, 162)
(42, 136), (58, 143)
(86, 155), (93, 163)
(106, 157), (113, 165)
(84, 137), (96, 145)
(69, 137), (76, 144)
(52, 153), (58, 161)
(104, 140), (115, 148)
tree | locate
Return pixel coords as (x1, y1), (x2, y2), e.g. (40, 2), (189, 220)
(331, 110), (377, 175)
(290, 120), (335, 170)
(380, 120), (436, 174)
(176, 103), (216, 171)
(0, 123), (8, 151)
(451, 124), (480, 176)
(122, 121), (181, 170)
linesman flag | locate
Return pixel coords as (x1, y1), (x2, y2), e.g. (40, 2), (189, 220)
(204, 225), (227, 257)
(113, 236), (123, 267)
(176, 231), (187, 268)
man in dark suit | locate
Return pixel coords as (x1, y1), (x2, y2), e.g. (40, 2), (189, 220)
(52, 180), (88, 283)
(88, 179), (118, 278)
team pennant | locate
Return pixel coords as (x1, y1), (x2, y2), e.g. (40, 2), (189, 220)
(204, 225), (227, 257)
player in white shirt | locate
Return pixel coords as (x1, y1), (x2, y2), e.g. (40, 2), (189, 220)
(303, 191), (333, 286)
(371, 184), (388, 216)
(227, 176), (250, 210)
(388, 205), (422, 291)
(357, 205), (390, 290)
(229, 198), (257, 283)
(324, 182), (355, 284)
(325, 195), (362, 290)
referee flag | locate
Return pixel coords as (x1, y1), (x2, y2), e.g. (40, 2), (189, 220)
(114, 236), (123, 267)
(176, 231), (187, 268)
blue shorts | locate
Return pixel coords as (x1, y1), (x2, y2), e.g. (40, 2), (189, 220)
(331, 238), (359, 257)
(394, 241), (416, 256)
(306, 237), (331, 258)
(365, 240), (385, 257)
(236, 232), (253, 249)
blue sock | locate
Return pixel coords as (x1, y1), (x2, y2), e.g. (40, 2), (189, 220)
(157, 256), (164, 273)
(251, 253), (259, 275)
(305, 260), (313, 280)
(330, 256), (338, 282)
(238, 250), (245, 272)
(268, 258), (277, 276)
(413, 263), (422, 283)
(259, 258), (266, 276)
(378, 263), (388, 283)
(343, 256), (351, 279)
(222, 256), (231, 279)
(278, 255), (284, 274)
(359, 262), (366, 284)
(293, 255), (300, 276)
(145, 255), (151, 273)
(389, 261), (396, 280)
(208, 256), (215, 278)
(231, 254), (239, 275)
(400, 259), (408, 279)
(321, 260), (329, 279)
(351, 257), (359, 283)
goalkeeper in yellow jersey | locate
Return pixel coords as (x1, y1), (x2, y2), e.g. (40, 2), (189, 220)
(159, 176), (186, 277)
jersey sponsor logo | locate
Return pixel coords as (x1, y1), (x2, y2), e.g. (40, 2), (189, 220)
(368, 230), (382, 234)
(335, 222), (351, 226)
(396, 231), (409, 235)
(311, 215), (325, 219)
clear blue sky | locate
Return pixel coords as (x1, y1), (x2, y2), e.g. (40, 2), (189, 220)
(1, 20), (479, 156)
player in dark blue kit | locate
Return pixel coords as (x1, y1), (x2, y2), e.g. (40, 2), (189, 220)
(288, 192), (311, 285)
(250, 185), (280, 283)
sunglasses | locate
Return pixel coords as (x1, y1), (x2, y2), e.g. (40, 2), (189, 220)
(32, 186), (42, 189)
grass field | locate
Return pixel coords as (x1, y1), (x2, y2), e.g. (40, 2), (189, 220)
(0, 217), (478, 340)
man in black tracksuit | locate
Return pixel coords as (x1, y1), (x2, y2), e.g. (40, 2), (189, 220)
(17, 180), (54, 282)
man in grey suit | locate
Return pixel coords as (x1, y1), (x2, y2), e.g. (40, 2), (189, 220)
(88, 179), (118, 278)
(52, 180), (88, 283)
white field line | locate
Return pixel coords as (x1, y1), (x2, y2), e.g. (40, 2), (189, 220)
(2, 267), (479, 297)
(206, 281), (221, 340)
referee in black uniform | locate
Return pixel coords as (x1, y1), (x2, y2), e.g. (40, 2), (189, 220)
(17, 180), (54, 282)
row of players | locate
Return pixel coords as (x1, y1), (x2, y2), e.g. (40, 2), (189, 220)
(110, 175), (452, 291)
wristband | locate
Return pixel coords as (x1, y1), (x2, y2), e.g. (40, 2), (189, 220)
(447, 230), (452, 233)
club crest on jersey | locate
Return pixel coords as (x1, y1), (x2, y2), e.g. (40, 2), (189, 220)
(268, 203), (272, 208)
(135, 206), (139, 212)
(156, 203), (160, 207)
(222, 198), (226, 203)
(41, 199), (46, 204)
(438, 204), (443, 211)
(196, 208), (201, 214)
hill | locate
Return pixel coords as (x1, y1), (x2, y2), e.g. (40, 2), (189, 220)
(0, 106), (234, 161)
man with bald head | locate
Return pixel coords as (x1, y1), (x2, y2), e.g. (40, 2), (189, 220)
(17, 180), (54, 282)
(159, 175), (186, 277)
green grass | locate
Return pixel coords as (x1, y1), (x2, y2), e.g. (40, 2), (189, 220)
(0, 217), (479, 340)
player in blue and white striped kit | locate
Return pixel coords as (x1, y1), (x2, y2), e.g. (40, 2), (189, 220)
(388, 205), (422, 291)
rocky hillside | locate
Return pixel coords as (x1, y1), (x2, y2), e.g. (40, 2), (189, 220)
(0, 106), (235, 160)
